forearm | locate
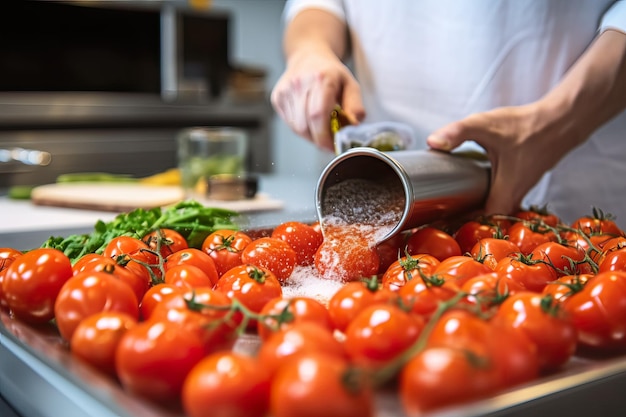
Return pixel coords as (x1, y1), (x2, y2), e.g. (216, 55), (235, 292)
(537, 29), (626, 148)
(283, 9), (349, 65)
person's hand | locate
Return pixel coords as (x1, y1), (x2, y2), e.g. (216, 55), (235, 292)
(271, 49), (365, 152)
(427, 104), (582, 216)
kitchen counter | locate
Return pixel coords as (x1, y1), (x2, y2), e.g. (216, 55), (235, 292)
(0, 174), (320, 251)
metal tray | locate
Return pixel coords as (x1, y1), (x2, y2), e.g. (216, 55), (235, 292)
(2, 307), (626, 417)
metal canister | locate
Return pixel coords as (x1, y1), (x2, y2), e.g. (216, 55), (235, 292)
(315, 148), (490, 244)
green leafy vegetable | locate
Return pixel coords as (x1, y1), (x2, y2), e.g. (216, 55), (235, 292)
(41, 200), (239, 263)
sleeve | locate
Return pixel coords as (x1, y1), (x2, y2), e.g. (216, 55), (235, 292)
(600, 0), (626, 34)
(282, 0), (346, 23)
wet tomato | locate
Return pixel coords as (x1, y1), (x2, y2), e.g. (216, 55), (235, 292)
(142, 228), (188, 258)
(3, 248), (72, 324)
(271, 221), (324, 266)
(241, 237), (298, 283)
(54, 270), (140, 342)
(406, 226), (461, 262)
(256, 296), (333, 341)
(182, 351), (270, 417)
(202, 229), (252, 277)
(164, 248), (219, 287)
(381, 253), (440, 291)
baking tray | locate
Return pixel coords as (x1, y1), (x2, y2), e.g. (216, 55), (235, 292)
(2, 306), (626, 417)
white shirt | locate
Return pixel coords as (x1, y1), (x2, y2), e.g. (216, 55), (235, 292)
(283, 0), (626, 227)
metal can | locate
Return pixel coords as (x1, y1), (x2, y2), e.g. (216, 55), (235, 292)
(315, 148), (490, 244)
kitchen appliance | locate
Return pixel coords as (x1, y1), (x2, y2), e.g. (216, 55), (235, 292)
(315, 148), (490, 243)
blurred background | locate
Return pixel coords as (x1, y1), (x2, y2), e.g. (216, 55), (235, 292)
(0, 0), (331, 189)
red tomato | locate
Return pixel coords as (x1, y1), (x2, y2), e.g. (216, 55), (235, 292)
(182, 351), (270, 417)
(433, 255), (493, 287)
(470, 237), (520, 270)
(343, 303), (424, 370)
(494, 292), (578, 372)
(314, 225), (380, 282)
(214, 264), (283, 327)
(507, 221), (557, 255)
(257, 321), (347, 377)
(406, 226), (461, 262)
(571, 208), (624, 237)
(0, 248), (22, 310)
(142, 228), (188, 258)
(164, 248), (219, 287)
(54, 271), (140, 342)
(164, 264), (214, 290)
(598, 247), (626, 274)
(149, 287), (238, 353)
(400, 346), (496, 415)
(515, 206), (560, 227)
(256, 296), (333, 341)
(530, 241), (591, 277)
(271, 221), (324, 266)
(202, 229), (252, 277)
(103, 235), (159, 268)
(2, 248), (72, 323)
(460, 272), (524, 310)
(241, 237), (298, 283)
(139, 283), (185, 321)
(328, 278), (399, 333)
(494, 254), (558, 292)
(454, 220), (500, 254)
(270, 352), (375, 417)
(375, 232), (407, 274)
(72, 253), (151, 303)
(541, 274), (592, 304)
(564, 270), (626, 351)
(70, 311), (137, 376)
(398, 273), (461, 318)
(115, 319), (206, 403)
(381, 253), (440, 291)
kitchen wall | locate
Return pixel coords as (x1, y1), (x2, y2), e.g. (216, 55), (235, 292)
(211, 0), (334, 179)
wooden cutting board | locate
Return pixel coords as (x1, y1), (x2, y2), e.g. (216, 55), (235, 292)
(30, 183), (284, 213)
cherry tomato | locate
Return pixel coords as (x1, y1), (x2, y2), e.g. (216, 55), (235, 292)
(143, 228), (188, 258)
(103, 235), (159, 269)
(72, 253), (151, 303)
(433, 255), (493, 287)
(454, 220), (500, 254)
(375, 232), (407, 274)
(241, 237), (298, 283)
(271, 221), (323, 266)
(215, 264), (283, 327)
(530, 241), (591, 277)
(541, 274), (592, 304)
(494, 292), (578, 372)
(139, 283), (185, 321)
(571, 208), (624, 237)
(515, 206), (560, 227)
(406, 226), (461, 262)
(314, 224), (380, 282)
(3, 248), (72, 323)
(494, 254), (558, 292)
(564, 270), (626, 352)
(70, 311), (137, 376)
(381, 253), (440, 291)
(0, 248), (22, 310)
(270, 352), (375, 417)
(470, 237), (520, 270)
(398, 273), (461, 318)
(257, 321), (347, 377)
(328, 278), (399, 333)
(400, 346), (496, 415)
(115, 319), (206, 403)
(202, 229), (252, 277)
(54, 271), (140, 342)
(182, 351), (270, 417)
(343, 303), (424, 370)
(460, 272), (524, 310)
(164, 264), (214, 290)
(598, 247), (626, 274)
(507, 221), (557, 255)
(165, 248), (219, 287)
(256, 296), (333, 341)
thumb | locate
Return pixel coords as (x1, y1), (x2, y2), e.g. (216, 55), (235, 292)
(340, 78), (366, 124)
(427, 116), (495, 152)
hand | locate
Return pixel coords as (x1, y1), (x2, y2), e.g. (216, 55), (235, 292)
(426, 104), (581, 216)
(270, 49), (365, 151)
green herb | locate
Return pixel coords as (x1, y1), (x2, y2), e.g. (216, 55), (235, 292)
(41, 200), (239, 263)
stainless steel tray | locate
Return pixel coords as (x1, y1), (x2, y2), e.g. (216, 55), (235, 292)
(2, 308), (626, 417)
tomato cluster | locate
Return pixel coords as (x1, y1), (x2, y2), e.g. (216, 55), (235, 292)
(2, 206), (626, 417)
